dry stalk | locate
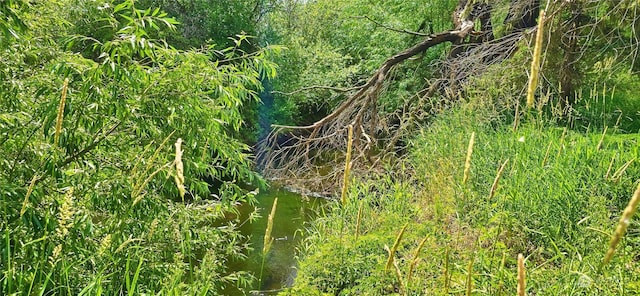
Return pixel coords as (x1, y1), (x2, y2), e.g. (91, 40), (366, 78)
(513, 99), (520, 132)
(463, 132), (476, 185)
(610, 158), (635, 183)
(20, 174), (39, 217)
(132, 162), (171, 206)
(557, 127), (567, 158)
(383, 244), (406, 295)
(54, 78), (69, 146)
(489, 159), (509, 200)
(596, 126), (608, 151)
(602, 183), (640, 268)
(517, 253), (526, 296)
(541, 141), (553, 167)
(385, 222), (409, 271)
(526, 10), (546, 108)
(605, 154), (616, 179)
(341, 125), (354, 204)
(174, 138), (186, 201)
(263, 198), (279, 255)
(131, 131), (175, 186)
(407, 235), (429, 286)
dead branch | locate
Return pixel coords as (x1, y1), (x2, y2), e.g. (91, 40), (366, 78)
(258, 0), (639, 197)
(258, 17), (475, 195)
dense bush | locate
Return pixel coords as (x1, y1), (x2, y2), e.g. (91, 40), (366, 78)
(1, 0), (278, 294)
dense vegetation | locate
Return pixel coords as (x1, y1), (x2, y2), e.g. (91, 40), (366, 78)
(2, 0), (639, 295)
(271, 0), (640, 295)
(1, 0), (279, 294)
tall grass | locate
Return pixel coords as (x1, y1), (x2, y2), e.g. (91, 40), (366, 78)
(488, 159), (509, 200)
(54, 78), (69, 147)
(517, 253), (526, 296)
(406, 235), (428, 285)
(602, 183), (640, 268)
(286, 83), (640, 295)
(526, 10), (546, 108)
(385, 223), (408, 271)
(341, 125), (354, 204)
(463, 132), (475, 185)
(259, 197), (278, 288)
(465, 256), (474, 296)
(174, 138), (186, 200)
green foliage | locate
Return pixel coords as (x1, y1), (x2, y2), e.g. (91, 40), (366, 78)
(135, 0), (270, 50)
(0, 0), (27, 44)
(1, 0), (278, 294)
(267, 0), (457, 125)
(288, 97), (640, 294)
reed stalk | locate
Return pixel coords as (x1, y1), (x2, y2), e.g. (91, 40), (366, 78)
(463, 132), (476, 185)
(341, 125), (354, 204)
(385, 222), (408, 271)
(541, 141), (552, 167)
(263, 198), (278, 255)
(513, 100), (520, 132)
(610, 158), (635, 183)
(489, 159), (509, 200)
(260, 198), (279, 288)
(526, 10), (546, 109)
(54, 78), (69, 147)
(407, 235), (429, 287)
(517, 253), (526, 296)
(605, 154), (616, 179)
(174, 138), (185, 201)
(602, 183), (640, 269)
(596, 126), (608, 151)
(131, 131), (174, 189)
(20, 174), (39, 218)
(557, 127), (567, 158)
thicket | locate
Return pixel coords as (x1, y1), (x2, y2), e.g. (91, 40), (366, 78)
(266, 0), (457, 126)
(269, 0), (640, 295)
(1, 0), (279, 294)
(289, 106), (640, 295)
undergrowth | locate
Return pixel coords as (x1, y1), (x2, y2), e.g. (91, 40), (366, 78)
(283, 99), (640, 295)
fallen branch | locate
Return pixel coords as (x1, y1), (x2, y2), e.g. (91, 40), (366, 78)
(259, 18), (475, 194)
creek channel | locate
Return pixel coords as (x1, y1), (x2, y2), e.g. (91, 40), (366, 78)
(223, 187), (327, 295)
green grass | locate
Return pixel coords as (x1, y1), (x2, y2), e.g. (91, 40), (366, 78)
(283, 101), (640, 295)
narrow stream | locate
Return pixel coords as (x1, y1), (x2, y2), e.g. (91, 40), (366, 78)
(223, 187), (326, 295)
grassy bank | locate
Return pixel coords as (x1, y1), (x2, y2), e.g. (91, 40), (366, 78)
(284, 102), (640, 295)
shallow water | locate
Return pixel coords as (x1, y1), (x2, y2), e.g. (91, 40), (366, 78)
(223, 187), (326, 295)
